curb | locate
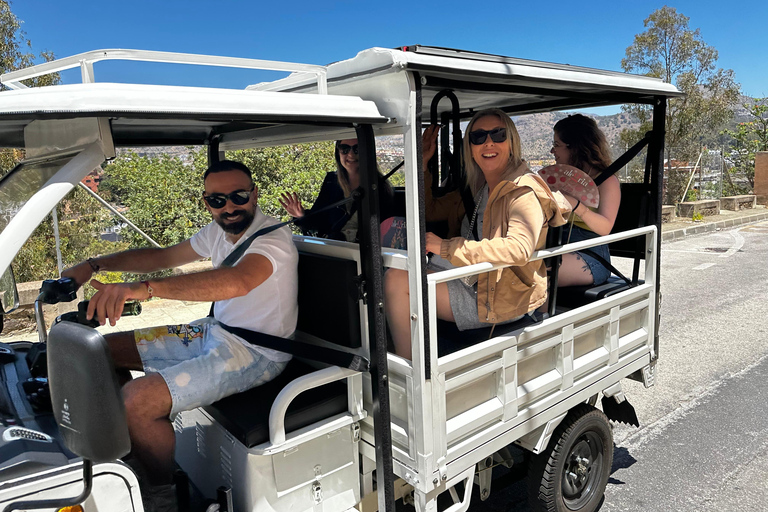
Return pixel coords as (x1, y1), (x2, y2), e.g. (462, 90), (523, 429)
(661, 212), (768, 242)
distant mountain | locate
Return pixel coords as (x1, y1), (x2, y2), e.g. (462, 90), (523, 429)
(514, 111), (642, 162)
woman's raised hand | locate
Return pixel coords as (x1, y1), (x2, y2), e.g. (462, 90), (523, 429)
(279, 192), (305, 218)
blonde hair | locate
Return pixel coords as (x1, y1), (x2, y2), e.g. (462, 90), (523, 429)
(462, 109), (523, 195)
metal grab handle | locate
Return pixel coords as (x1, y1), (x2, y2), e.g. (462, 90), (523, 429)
(428, 89), (463, 192)
(268, 366), (358, 445)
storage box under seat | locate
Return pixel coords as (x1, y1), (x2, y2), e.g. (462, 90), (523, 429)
(175, 400), (361, 512)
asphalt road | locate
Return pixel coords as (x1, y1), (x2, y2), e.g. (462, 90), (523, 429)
(468, 220), (768, 512)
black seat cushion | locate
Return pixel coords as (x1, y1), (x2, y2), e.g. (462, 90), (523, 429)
(556, 276), (644, 309)
(437, 313), (540, 357)
(202, 359), (348, 448)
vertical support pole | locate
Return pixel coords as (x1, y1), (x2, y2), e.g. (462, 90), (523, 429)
(208, 136), (225, 166)
(355, 124), (395, 512)
(649, 96), (666, 360)
(414, 75), (432, 378)
(79, 59), (95, 83)
(51, 208), (63, 277)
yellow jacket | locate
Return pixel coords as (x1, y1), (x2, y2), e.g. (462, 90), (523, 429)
(427, 162), (569, 324)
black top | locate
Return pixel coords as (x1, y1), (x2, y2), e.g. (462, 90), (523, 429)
(296, 172), (396, 241)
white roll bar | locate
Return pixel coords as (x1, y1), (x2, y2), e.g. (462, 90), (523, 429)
(0, 49), (328, 94)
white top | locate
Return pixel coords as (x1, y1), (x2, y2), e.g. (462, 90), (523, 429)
(190, 207), (298, 362)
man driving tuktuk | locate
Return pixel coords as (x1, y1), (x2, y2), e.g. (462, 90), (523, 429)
(63, 160), (298, 510)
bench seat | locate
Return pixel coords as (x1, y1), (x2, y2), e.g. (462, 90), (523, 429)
(203, 359), (348, 448)
(556, 276), (643, 309)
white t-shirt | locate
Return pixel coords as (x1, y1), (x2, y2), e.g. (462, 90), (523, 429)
(190, 207), (298, 362)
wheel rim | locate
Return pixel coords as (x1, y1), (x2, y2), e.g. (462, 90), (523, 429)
(561, 431), (604, 509)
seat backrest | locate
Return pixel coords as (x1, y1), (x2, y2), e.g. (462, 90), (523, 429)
(609, 183), (653, 259)
(296, 251), (362, 348)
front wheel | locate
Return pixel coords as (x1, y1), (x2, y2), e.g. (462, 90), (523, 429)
(527, 404), (613, 512)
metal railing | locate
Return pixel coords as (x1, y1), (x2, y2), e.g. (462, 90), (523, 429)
(0, 49), (328, 94)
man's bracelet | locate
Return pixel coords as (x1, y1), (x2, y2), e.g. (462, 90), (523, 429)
(87, 258), (100, 272)
(141, 280), (154, 299)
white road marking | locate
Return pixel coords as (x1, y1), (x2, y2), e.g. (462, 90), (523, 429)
(664, 249), (715, 255)
(693, 263), (716, 271)
(721, 230), (745, 258)
(665, 228), (746, 260)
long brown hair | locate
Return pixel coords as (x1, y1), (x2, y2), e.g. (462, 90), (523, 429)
(461, 109), (524, 195)
(553, 114), (612, 178)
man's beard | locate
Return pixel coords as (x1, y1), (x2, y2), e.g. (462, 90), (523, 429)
(215, 209), (255, 234)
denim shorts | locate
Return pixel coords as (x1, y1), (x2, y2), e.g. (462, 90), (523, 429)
(445, 278), (525, 331)
(134, 318), (288, 416)
(564, 226), (611, 285)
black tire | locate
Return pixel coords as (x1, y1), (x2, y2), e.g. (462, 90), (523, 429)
(527, 404), (613, 512)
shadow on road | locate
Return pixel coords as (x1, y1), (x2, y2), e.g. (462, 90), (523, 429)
(608, 445), (637, 485)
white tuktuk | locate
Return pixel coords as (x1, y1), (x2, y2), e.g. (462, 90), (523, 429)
(0, 46), (679, 512)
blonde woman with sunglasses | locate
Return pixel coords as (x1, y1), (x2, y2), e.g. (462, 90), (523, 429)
(385, 109), (569, 358)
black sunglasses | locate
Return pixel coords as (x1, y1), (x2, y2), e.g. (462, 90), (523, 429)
(468, 127), (508, 145)
(203, 187), (254, 209)
(338, 144), (359, 155)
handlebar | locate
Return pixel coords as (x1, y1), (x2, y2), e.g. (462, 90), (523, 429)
(56, 301), (142, 328)
(36, 278), (143, 333)
(38, 278), (79, 305)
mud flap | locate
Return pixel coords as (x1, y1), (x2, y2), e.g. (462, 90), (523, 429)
(601, 395), (639, 427)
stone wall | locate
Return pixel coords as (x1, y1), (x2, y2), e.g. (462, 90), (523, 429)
(677, 200), (720, 218)
(720, 195), (756, 211)
(661, 205), (676, 223)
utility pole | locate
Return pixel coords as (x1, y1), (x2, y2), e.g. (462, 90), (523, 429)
(720, 147), (724, 199)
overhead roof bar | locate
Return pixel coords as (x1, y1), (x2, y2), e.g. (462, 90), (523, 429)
(0, 49), (328, 94)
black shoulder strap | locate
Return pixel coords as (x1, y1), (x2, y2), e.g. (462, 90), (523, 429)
(580, 248), (634, 287)
(218, 322), (370, 372)
(594, 132), (652, 186)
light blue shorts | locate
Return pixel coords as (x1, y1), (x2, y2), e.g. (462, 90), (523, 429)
(134, 318), (288, 416)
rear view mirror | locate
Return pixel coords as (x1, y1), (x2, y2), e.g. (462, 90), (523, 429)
(0, 265), (19, 315)
(47, 321), (131, 462)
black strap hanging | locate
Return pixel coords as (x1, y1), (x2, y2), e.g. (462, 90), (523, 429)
(594, 132), (652, 186)
(218, 322), (369, 372)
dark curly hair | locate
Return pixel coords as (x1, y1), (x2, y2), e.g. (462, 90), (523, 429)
(553, 114), (612, 178)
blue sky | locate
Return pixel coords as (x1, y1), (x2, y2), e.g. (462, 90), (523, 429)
(11, 0), (768, 101)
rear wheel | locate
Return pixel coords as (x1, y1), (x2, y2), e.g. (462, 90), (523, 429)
(527, 404), (613, 512)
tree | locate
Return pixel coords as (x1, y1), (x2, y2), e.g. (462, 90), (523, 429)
(721, 99), (768, 194)
(12, 187), (128, 283)
(100, 149), (212, 249)
(99, 142), (346, 250)
(620, 6), (740, 203)
(227, 142), (336, 221)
